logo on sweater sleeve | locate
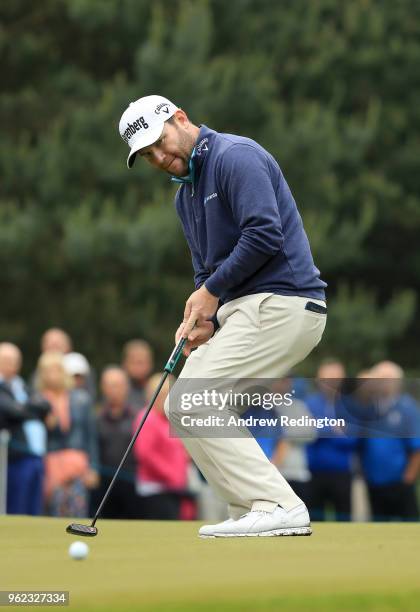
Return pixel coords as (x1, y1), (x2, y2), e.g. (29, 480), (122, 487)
(204, 192), (218, 205)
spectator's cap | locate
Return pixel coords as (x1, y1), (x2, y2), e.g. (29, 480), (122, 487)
(63, 352), (90, 377)
(119, 95), (178, 168)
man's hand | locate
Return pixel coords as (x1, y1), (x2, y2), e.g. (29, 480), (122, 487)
(45, 412), (58, 430)
(175, 285), (219, 356)
(182, 285), (219, 337)
(402, 450), (420, 484)
(83, 468), (100, 489)
(175, 320), (215, 356)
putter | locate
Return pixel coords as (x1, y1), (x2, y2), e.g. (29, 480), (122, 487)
(66, 334), (189, 537)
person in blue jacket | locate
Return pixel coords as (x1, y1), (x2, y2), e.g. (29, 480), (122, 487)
(306, 359), (357, 521)
(358, 361), (420, 521)
(119, 95), (327, 538)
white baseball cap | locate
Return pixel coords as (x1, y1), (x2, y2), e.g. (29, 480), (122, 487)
(63, 352), (90, 377)
(119, 95), (179, 168)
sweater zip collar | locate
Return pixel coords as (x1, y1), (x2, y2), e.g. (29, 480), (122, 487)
(171, 147), (196, 194)
(170, 125), (214, 196)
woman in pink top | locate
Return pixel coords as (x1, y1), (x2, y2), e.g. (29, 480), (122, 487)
(133, 373), (189, 519)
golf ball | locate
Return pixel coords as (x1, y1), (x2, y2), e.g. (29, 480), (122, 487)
(68, 541), (89, 560)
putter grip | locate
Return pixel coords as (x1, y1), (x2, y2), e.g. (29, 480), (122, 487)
(164, 337), (187, 373)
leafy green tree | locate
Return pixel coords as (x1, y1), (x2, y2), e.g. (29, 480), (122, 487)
(1, 0), (419, 375)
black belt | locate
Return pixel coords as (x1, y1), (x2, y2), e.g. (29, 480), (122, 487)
(305, 301), (327, 315)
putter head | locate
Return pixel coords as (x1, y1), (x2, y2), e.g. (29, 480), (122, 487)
(66, 523), (98, 537)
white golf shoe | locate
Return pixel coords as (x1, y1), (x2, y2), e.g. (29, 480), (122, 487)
(198, 517), (236, 538)
(199, 504), (311, 538)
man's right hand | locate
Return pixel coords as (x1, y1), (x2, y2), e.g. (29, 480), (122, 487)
(175, 320), (215, 356)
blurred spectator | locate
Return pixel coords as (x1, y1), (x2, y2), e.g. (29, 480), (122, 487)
(95, 366), (139, 519)
(245, 403), (283, 461)
(29, 328), (73, 394)
(241, 377), (316, 507)
(133, 373), (189, 519)
(271, 377), (317, 506)
(38, 352), (99, 517)
(358, 361), (420, 521)
(0, 343), (26, 401)
(290, 376), (311, 401)
(122, 340), (154, 410)
(41, 328), (72, 354)
(63, 351), (96, 401)
(306, 359), (357, 521)
(0, 343), (50, 515)
(343, 369), (374, 522)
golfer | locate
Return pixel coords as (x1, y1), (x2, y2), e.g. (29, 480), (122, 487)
(119, 95), (327, 537)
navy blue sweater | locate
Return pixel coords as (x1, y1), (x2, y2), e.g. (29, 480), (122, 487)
(175, 125), (326, 303)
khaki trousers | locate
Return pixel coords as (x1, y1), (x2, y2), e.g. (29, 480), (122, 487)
(165, 293), (326, 519)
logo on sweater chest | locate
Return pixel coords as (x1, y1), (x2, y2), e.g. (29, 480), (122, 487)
(196, 138), (209, 155)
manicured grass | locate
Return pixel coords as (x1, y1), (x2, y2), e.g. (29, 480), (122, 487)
(1, 517), (419, 611)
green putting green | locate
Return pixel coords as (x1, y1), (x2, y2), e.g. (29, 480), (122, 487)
(0, 517), (419, 611)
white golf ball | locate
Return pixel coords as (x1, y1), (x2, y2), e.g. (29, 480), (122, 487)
(68, 541), (89, 560)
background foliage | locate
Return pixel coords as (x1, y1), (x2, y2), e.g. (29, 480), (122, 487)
(1, 0), (419, 375)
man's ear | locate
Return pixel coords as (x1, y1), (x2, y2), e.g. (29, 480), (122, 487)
(173, 109), (189, 127)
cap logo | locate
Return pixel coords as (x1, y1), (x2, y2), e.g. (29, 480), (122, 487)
(122, 116), (150, 144)
(155, 102), (170, 115)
